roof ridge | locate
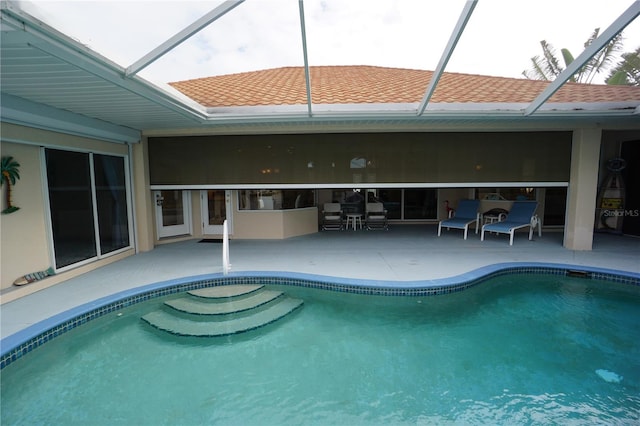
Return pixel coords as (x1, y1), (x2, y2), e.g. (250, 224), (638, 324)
(170, 65), (532, 85)
(168, 65), (640, 108)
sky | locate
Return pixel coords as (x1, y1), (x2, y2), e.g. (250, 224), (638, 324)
(18, 0), (640, 86)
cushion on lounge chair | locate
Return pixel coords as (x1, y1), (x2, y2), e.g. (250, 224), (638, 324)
(437, 199), (480, 240)
(481, 201), (538, 245)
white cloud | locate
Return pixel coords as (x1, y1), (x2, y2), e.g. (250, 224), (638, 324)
(18, 0), (640, 85)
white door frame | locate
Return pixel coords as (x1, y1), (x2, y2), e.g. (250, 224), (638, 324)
(201, 190), (233, 235)
(154, 190), (192, 238)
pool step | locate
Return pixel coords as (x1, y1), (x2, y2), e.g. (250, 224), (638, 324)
(188, 284), (264, 299)
(165, 290), (283, 315)
(141, 285), (303, 337)
(141, 297), (303, 337)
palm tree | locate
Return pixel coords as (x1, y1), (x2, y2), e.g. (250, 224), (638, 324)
(606, 47), (640, 85)
(1, 156), (21, 214)
(522, 28), (625, 84)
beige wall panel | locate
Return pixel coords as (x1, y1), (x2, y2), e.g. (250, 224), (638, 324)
(2, 122), (128, 156)
(233, 210), (285, 239)
(0, 142), (50, 290)
(564, 129), (601, 250)
(132, 139), (155, 252)
(191, 190), (203, 239)
(1, 126), (134, 293)
(231, 207), (318, 239)
(282, 208), (319, 238)
(226, 189), (318, 239)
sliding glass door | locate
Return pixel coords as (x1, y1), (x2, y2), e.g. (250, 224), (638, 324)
(45, 149), (131, 269)
(371, 188), (437, 220)
(95, 154), (130, 254)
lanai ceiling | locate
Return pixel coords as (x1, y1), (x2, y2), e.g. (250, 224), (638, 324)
(1, 0), (639, 143)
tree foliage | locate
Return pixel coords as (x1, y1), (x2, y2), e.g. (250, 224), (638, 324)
(606, 47), (640, 86)
(523, 28), (638, 86)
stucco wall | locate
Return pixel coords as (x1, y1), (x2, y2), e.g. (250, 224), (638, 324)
(0, 142), (50, 290)
(132, 138), (155, 252)
(232, 206), (318, 239)
(0, 124), (133, 297)
(282, 207), (320, 238)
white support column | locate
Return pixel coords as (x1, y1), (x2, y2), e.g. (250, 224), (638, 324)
(564, 129), (601, 250)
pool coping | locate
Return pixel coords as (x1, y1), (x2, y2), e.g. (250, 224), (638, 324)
(2, 261), (639, 369)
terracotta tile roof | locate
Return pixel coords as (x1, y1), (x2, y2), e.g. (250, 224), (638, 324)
(169, 65), (640, 108)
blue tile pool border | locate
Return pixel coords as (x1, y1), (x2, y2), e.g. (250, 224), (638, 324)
(2, 262), (639, 369)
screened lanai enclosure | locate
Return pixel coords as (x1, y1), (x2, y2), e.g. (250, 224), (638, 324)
(1, 0), (639, 290)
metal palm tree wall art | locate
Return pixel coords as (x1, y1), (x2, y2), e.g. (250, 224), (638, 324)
(1, 156), (21, 214)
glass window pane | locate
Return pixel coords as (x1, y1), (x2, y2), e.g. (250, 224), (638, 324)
(331, 189), (364, 214)
(94, 154), (130, 254)
(404, 189), (438, 220)
(46, 149), (96, 268)
(161, 190), (185, 226)
(238, 190), (316, 210)
(477, 187), (536, 201)
(283, 189), (315, 209)
(543, 187), (567, 226)
(377, 189), (402, 219)
(207, 190), (226, 226)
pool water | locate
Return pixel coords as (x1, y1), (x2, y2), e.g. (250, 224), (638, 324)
(2, 274), (639, 425)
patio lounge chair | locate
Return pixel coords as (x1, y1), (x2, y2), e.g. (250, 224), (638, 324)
(437, 199), (480, 240)
(481, 201), (539, 245)
(366, 202), (388, 230)
(321, 203), (344, 230)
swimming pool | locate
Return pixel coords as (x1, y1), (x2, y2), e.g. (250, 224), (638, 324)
(1, 268), (639, 425)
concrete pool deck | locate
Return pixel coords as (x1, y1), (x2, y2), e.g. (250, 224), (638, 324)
(1, 225), (639, 340)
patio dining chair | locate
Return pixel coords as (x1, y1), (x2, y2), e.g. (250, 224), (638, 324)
(321, 203), (344, 230)
(365, 202), (388, 230)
